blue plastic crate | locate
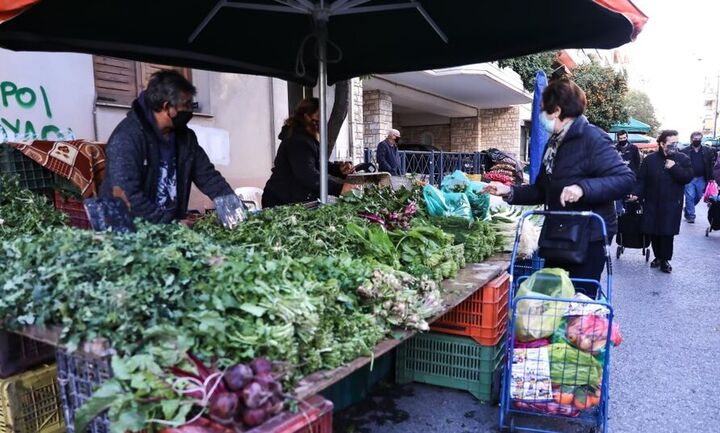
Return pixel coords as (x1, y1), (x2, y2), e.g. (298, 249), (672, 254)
(512, 253), (544, 280)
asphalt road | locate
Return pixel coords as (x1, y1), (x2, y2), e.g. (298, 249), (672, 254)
(335, 202), (720, 433)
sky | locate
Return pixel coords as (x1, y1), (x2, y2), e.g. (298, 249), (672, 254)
(622, 0), (720, 140)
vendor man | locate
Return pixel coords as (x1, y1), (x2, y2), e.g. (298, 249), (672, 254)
(100, 70), (233, 223)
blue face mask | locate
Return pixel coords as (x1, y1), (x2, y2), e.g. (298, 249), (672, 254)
(540, 111), (556, 134)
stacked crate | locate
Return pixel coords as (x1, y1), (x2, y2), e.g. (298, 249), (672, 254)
(0, 331), (64, 433)
(397, 272), (510, 402)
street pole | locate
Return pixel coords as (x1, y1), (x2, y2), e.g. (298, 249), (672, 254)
(714, 74), (720, 139)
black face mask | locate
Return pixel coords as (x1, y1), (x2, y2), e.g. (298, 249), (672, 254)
(618, 140), (628, 147)
(172, 111), (193, 129)
(395, 137), (401, 145)
(692, 139), (702, 148)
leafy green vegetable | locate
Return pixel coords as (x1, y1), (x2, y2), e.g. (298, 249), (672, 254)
(0, 174), (67, 239)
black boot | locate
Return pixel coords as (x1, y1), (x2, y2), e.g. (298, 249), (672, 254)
(660, 260), (672, 273)
(650, 258), (660, 268)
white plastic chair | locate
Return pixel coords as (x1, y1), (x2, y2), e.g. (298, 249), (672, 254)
(234, 186), (264, 211)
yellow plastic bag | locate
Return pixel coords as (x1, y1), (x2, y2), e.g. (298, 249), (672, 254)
(515, 268), (575, 341)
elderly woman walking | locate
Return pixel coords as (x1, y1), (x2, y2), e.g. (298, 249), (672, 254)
(485, 79), (634, 298)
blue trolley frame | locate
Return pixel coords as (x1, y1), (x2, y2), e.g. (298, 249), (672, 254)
(499, 211), (615, 433)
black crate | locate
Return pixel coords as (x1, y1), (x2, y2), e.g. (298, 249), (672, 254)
(0, 144), (54, 190)
(56, 350), (112, 433)
(0, 331), (56, 378)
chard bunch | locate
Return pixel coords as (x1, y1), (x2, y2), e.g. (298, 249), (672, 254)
(357, 269), (442, 331)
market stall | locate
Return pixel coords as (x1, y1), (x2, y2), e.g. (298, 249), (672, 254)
(1, 163), (541, 433)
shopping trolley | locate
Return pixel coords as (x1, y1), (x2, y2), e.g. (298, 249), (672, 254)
(499, 211), (615, 433)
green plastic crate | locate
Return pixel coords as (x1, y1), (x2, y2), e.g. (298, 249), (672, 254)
(320, 350), (394, 412)
(396, 332), (504, 402)
(0, 144), (54, 190)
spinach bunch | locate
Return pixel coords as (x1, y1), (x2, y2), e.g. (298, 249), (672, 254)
(0, 174), (67, 239)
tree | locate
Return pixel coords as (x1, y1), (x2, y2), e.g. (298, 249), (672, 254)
(571, 62), (629, 131)
(624, 89), (661, 136)
(498, 52), (557, 92)
(326, 80), (350, 158)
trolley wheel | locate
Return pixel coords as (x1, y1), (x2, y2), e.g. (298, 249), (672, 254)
(645, 249), (650, 262)
(615, 245), (622, 259)
(706, 227), (711, 237)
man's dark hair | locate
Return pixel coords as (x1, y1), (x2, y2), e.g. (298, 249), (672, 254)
(690, 131), (703, 140)
(542, 79), (587, 119)
(145, 70), (196, 112)
(617, 130), (628, 137)
(657, 129), (678, 144)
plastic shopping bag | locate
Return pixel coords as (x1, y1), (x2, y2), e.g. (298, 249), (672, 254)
(443, 192), (473, 219)
(423, 184), (448, 216)
(515, 268), (575, 341)
(703, 180), (719, 203)
(441, 170), (471, 193)
(423, 184), (472, 219)
(549, 343), (603, 387)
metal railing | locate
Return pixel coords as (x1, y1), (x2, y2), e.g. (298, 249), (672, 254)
(364, 148), (484, 185)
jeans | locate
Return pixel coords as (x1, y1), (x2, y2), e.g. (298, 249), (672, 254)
(684, 176), (706, 220)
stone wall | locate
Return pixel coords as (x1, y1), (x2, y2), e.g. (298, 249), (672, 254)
(450, 117), (482, 152)
(400, 124), (451, 151)
(480, 106), (521, 156)
(349, 78), (365, 163)
(363, 90), (393, 159)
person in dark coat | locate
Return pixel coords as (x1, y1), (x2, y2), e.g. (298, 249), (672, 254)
(485, 79), (634, 298)
(629, 130), (693, 273)
(262, 98), (353, 208)
(376, 129), (402, 175)
(680, 131), (716, 223)
(100, 70), (233, 224)
(614, 129), (642, 216)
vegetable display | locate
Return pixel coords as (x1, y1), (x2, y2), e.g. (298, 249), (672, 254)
(0, 182), (506, 432)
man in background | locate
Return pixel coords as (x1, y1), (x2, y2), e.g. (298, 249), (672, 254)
(680, 131), (716, 223)
(376, 129), (402, 175)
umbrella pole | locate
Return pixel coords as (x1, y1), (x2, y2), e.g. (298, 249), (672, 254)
(317, 17), (329, 204)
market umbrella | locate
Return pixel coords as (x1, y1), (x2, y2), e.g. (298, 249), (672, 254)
(0, 0), (648, 202)
(529, 70), (549, 184)
(609, 117), (652, 134)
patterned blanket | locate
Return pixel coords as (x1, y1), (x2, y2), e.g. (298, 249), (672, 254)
(9, 139), (106, 198)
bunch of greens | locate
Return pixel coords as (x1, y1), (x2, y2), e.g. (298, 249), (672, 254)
(0, 174), (67, 238)
(429, 216), (504, 263)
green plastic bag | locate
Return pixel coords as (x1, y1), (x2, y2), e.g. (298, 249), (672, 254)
(423, 184), (472, 220)
(443, 192), (472, 219)
(466, 181), (490, 220)
(441, 170), (470, 193)
(423, 184), (448, 216)
(514, 268), (575, 341)
(440, 171), (490, 219)
(549, 342), (603, 387)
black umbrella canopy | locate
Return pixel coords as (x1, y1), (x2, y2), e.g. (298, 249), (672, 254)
(0, 0), (645, 86)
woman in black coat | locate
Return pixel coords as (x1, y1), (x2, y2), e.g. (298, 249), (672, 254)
(630, 130), (693, 273)
(486, 79), (634, 298)
(262, 98), (353, 208)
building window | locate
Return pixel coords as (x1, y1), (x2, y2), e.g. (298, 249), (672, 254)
(287, 82), (314, 116)
(420, 132), (434, 146)
(92, 56), (192, 107)
(520, 121), (530, 161)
